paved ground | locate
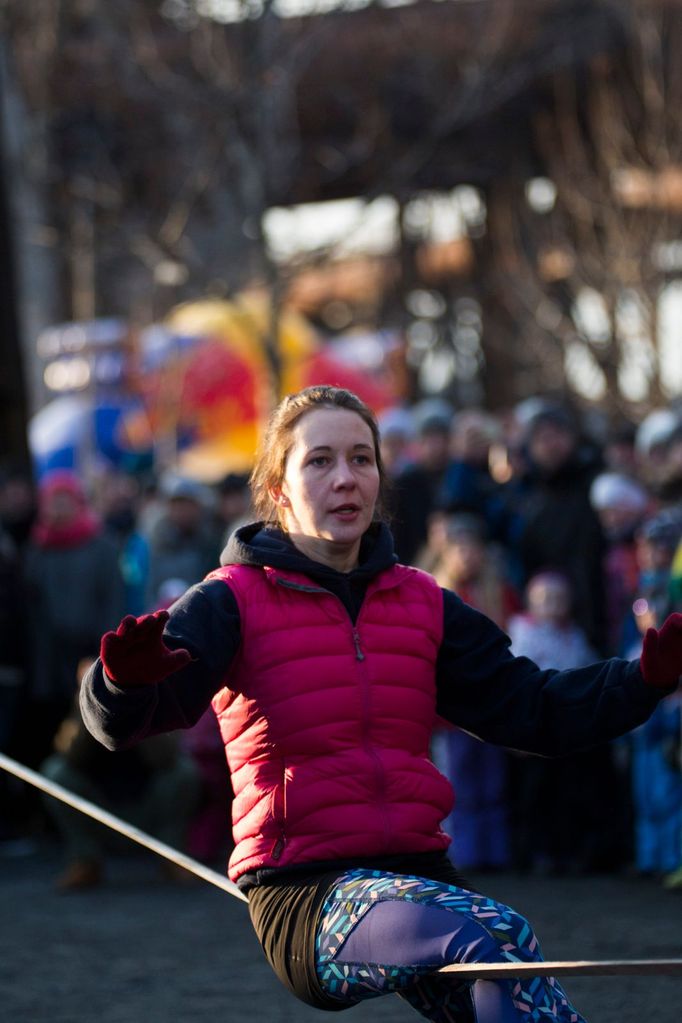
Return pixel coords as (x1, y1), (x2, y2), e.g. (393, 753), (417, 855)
(2, 841), (682, 1023)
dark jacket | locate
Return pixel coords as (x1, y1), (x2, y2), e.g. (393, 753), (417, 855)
(24, 530), (126, 702)
(0, 529), (27, 686)
(515, 444), (608, 653)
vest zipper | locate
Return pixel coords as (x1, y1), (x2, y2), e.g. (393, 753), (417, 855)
(278, 577), (366, 661)
(353, 623), (391, 852)
(277, 573), (391, 848)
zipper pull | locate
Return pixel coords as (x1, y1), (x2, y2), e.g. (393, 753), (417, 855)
(353, 629), (365, 661)
(271, 835), (285, 861)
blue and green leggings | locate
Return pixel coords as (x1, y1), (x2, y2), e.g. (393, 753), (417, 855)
(315, 869), (586, 1022)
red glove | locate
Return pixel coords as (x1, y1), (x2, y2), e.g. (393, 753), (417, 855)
(100, 610), (192, 687)
(640, 613), (682, 688)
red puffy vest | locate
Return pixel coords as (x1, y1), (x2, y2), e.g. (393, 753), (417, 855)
(208, 562), (453, 881)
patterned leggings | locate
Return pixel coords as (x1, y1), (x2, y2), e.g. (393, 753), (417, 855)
(315, 869), (586, 1023)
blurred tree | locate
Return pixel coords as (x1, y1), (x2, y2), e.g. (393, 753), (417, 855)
(479, 0), (682, 417)
(0, 69), (30, 468)
(3, 0), (673, 425)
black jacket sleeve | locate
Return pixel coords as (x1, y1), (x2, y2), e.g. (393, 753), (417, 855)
(79, 578), (241, 751)
(435, 589), (664, 756)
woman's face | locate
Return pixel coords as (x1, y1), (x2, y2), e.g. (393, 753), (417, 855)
(273, 407), (380, 565)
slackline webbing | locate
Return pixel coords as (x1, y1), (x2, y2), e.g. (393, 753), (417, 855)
(2, 751), (682, 979)
(0, 751), (248, 902)
(437, 959), (682, 978)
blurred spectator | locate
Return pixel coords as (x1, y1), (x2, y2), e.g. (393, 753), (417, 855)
(620, 518), (682, 881)
(389, 398), (454, 564)
(436, 409), (515, 556)
(0, 525), (27, 751)
(508, 571), (597, 671)
(621, 509), (682, 655)
(431, 513), (521, 627)
(507, 571), (629, 875)
(627, 691), (682, 881)
(156, 577), (190, 609)
(97, 471), (150, 617)
(634, 408), (682, 496)
(430, 513), (520, 872)
(671, 530), (682, 610)
(589, 472), (651, 654)
(656, 422), (682, 506)
(136, 474), (165, 537)
(514, 402), (608, 653)
(0, 521), (32, 850)
(145, 474), (221, 608)
(603, 420), (639, 479)
(41, 658), (201, 891)
(20, 470), (126, 771)
(214, 472), (252, 548)
(0, 465), (37, 552)
(0, 466), (36, 846)
(413, 510), (451, 575)
(378, 406), (415, 478)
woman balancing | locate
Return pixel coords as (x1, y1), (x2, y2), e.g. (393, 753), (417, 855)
(81, 386), (682, 1023)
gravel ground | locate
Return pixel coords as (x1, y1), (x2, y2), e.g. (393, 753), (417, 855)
(2, 842), (682, 1023)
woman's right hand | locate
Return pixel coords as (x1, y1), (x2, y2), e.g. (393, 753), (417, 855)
(100, 610), (192, 687)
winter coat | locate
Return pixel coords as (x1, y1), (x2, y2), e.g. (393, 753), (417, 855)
(24, 530), (126, 702)
(515, 447), (607, 652)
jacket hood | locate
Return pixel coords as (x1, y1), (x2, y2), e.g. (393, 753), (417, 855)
(220, 520), (397, 583)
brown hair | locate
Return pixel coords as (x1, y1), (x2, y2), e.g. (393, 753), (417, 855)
(250, 385), (389, 525)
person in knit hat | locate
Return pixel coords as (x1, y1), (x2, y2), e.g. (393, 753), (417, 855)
(589, 472), (652, 655)
(21, 470), (126, 770)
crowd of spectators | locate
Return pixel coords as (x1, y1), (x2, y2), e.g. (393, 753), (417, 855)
(0, 463), (250, 888)
(383, 395), (682, 884)
(2, 392), (682, 892)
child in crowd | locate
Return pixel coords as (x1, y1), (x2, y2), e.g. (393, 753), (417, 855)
(431, 513), (521, 628)
(508, 571), (597, 671)
(430, 514), (521, 872)
(507, 572), (629, 874)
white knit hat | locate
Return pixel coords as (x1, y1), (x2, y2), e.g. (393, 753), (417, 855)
(635, 408), (680, 455)
(589, 472), (649, 512)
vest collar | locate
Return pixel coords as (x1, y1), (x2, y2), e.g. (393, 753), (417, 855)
(263, 563), (406, 595)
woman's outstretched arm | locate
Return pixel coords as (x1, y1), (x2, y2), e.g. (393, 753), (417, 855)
(80, 579), (241, 750)
(435, 589), (673, 756)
